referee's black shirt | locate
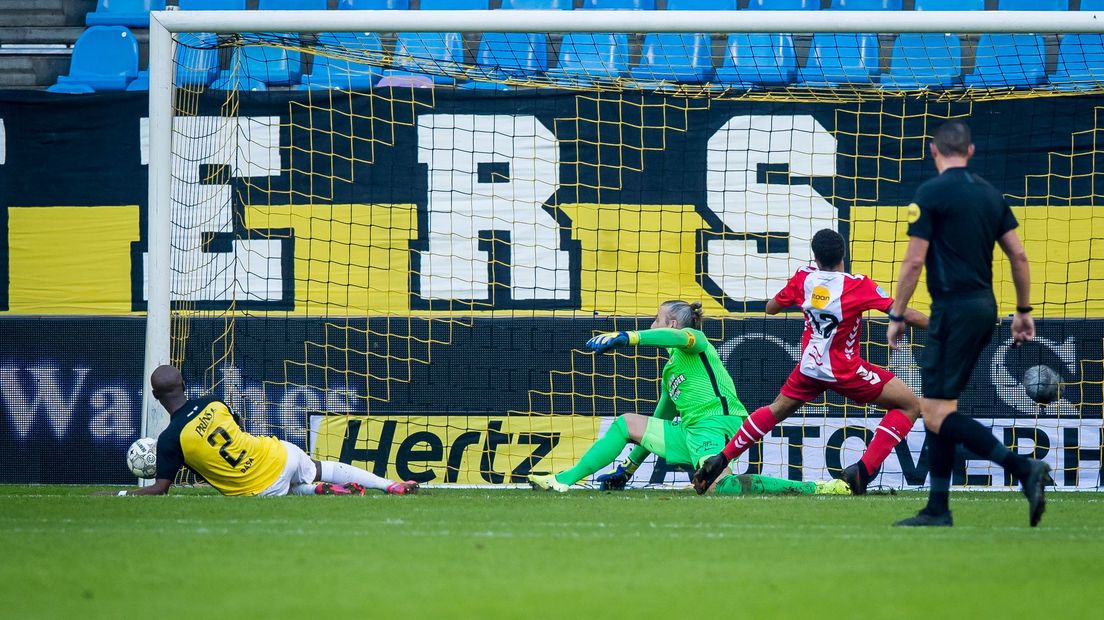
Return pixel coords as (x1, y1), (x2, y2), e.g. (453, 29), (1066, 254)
(906, 166), (1018, 301)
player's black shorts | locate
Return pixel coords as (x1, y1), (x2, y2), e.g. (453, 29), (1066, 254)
(920, 292), (998, 400)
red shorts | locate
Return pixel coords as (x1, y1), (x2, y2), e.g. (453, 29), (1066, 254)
(780, 363), (895, 404)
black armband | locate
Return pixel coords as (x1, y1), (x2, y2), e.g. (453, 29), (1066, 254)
(887, 311), (906, 323)
(1016, 306), (1033, 314)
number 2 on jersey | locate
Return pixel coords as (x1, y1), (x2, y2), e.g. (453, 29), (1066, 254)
(207, 427), (246, 467)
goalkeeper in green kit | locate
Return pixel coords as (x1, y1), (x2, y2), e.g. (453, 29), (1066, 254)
(528, 300), (850, 496)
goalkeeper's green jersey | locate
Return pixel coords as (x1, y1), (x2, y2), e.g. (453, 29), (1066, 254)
(630, 328), (747, 426)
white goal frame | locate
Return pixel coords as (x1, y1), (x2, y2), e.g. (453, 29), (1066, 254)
(142, 7), (1104, 445)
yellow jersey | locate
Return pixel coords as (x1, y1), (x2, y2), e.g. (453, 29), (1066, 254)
(155, 398), (287, 496)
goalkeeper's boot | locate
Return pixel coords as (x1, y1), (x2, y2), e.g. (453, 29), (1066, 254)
(692, 454), (730, 495)
(894, 509), (953, 527)
(814, 478), (852, 496)
(841, 462), (876, 496)
(595, 464), (632, 491)
(1020, 459), (1052, 527)
(527, 473), (569, 493)
(386, 480), (419, 495)
(316, 482), (367, 496)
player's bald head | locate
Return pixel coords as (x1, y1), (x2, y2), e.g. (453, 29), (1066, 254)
(150, 365), (184, 399)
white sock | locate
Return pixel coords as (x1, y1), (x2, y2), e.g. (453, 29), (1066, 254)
(320, 461), (392, 491)
(290, 483), (317, 496)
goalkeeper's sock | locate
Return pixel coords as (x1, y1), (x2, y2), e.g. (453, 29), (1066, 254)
(555, 416), (630, 485)
(713, 474), (816, 496)
(924, 429), (954, 515)
(320, 461), (392, 492)
(860, 409), (914, 476)
(720, 406), (778, 461)
(938, 412), (1032, 480)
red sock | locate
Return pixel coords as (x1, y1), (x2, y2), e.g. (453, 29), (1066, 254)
(721, 406), (779, 461)
(860, 409), (915, 475)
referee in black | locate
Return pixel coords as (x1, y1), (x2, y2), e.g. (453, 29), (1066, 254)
(886, 119), (1051, 527)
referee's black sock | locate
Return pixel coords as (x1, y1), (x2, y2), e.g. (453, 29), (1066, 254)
(924, 429), (954, 515)
(939, 413), (1032, 481)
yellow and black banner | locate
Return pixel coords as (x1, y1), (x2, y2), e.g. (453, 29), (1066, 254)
(1, 91), (1103, 317)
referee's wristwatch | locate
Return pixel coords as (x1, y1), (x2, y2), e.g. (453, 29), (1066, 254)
(887, 310), (906, 323)
(1016, 305), (1034, 314)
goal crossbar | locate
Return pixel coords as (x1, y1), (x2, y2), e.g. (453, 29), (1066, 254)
(151, 10), (1104, 35)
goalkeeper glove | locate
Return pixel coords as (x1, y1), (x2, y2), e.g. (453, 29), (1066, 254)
(586, 331), (632, 354)
(691, 453), (730, 495)
(595, 459), (640, 491)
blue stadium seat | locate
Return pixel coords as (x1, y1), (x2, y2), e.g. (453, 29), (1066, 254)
(666, 0), (738, 8)
(382, 32), (465, 86)
(964, 34), (1045, 88)
(49, 26), (140, 93)
(299, 32), (383, 89)
(882, 33), (961, 89)
(258, 0), (326, 9)
(630, 33), (714, 83)
(713, 33), (796, 87)
(211, 35), (302, 86)
(798, 33), (879, 86)
(338, 0), (411, 8)
(86, 0), (166, 27)
(913, 0), (983, 9)
(500, 0), (573, 9)
(420, 0), (486, 7)
(581, 0), (656, 8)
(547, 33), (629, 83)
(1051, 34), (1104, 91)
(997, 0), (1067, 9)
(462, 33), (548, 88)
(178, 0), (246, 8)
(745, 0), (819, 9)
(829, 0), (902, 9)
(127, 70), (149, 90)
(210, 74), (268, 91)
(176, 32), (220, 87)
(1082, 0), (1104, 9)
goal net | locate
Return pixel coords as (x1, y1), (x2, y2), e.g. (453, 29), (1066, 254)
(145, 9), (1104, 490)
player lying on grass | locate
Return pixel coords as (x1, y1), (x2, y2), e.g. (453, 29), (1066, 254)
(691, 229), (929, 496)
(105, 365), (418, 497)
(528, 300), (851, 496)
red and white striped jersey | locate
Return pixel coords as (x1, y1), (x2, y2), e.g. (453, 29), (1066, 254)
(773, 266), (894, 383)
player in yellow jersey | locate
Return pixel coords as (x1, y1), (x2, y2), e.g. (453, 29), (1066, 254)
(110, 366), (419, 497)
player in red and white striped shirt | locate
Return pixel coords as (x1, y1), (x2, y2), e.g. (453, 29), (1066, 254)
(694, 229), (929, 495)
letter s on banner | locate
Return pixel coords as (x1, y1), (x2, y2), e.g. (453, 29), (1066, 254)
(703, 115), (837, 305)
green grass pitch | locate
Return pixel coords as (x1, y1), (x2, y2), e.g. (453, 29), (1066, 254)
(2, 486), (1102, 619)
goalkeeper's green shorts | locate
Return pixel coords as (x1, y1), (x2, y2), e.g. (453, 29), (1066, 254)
(641, 414), (746, 469)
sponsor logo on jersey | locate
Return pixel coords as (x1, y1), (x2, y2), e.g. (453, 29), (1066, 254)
(811, 285), (831, 309)
(194, 410), (213, 436)
(668, 373), (686, 401)
(875, 286), (889, 298)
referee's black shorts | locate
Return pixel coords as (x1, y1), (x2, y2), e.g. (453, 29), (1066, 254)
(920, 292), (998, 400)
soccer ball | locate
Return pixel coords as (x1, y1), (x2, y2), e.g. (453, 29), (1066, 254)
(1023, 365), (1060, 405)
(126, 437), (158, 479)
